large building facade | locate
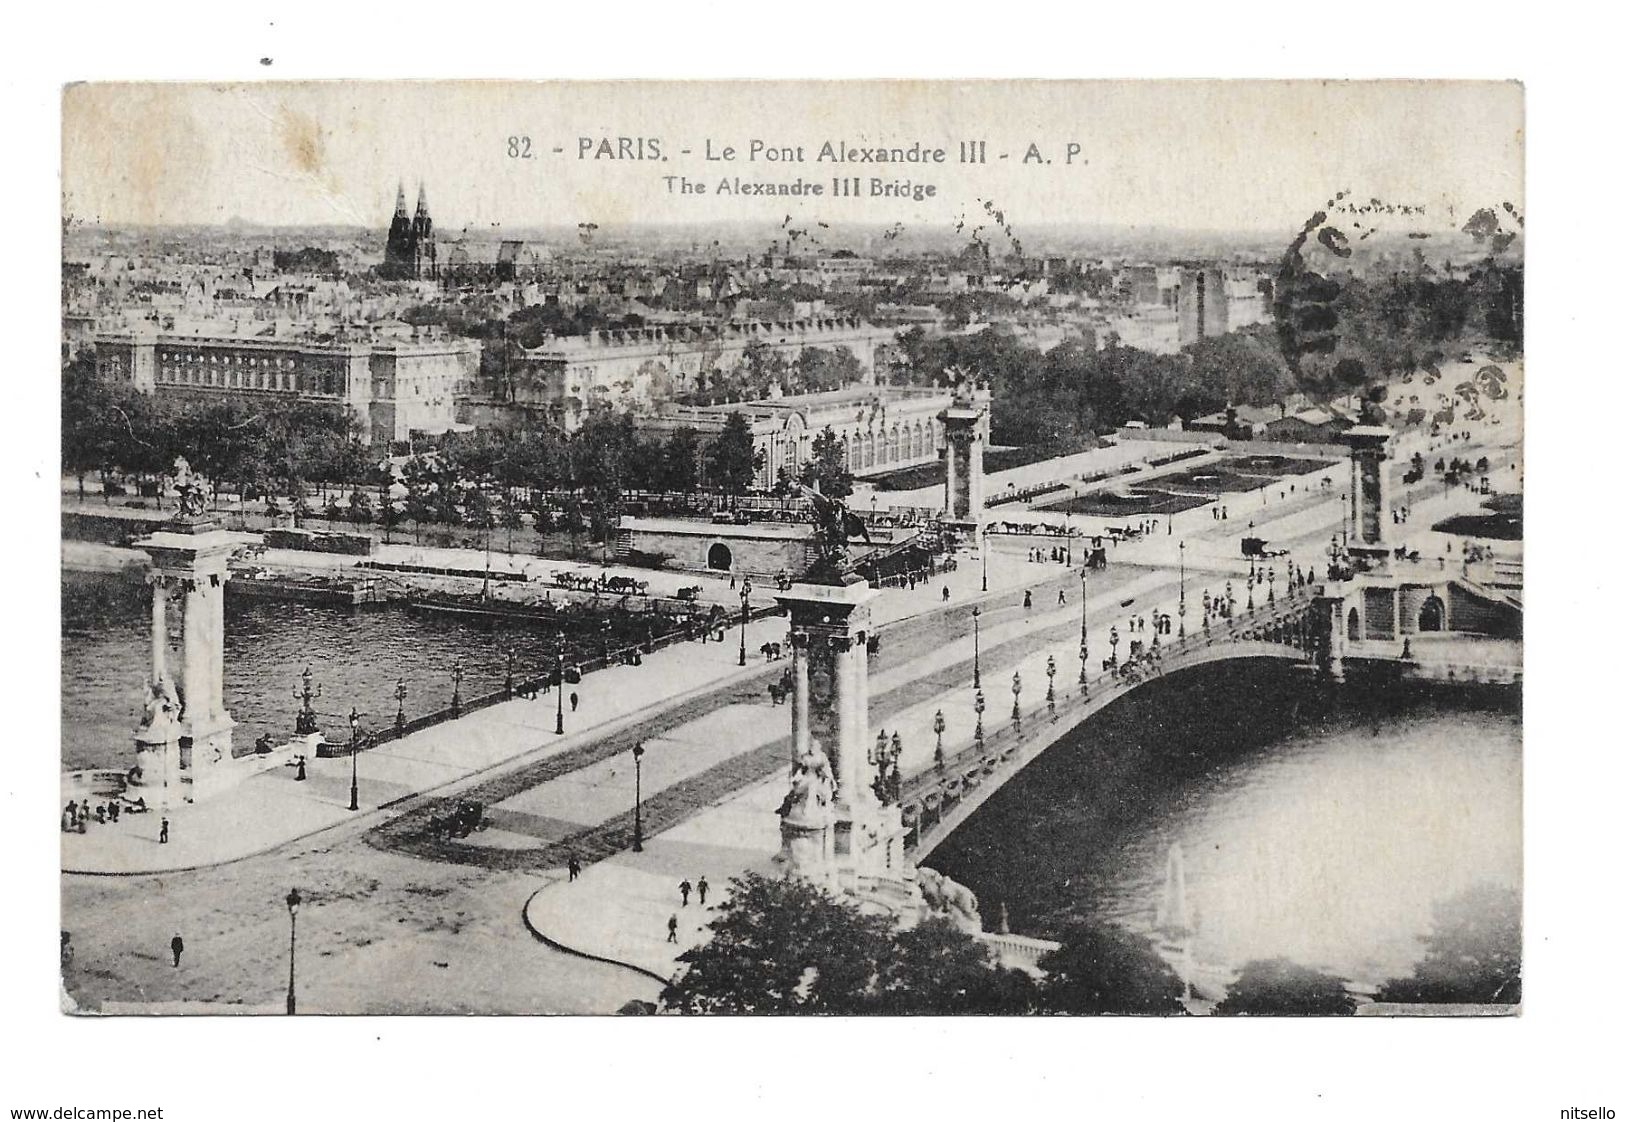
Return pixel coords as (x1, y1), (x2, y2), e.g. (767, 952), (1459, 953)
(94, 325), (477, 446)
(511, 317), (897, 430)
(635, 384), (952, 489)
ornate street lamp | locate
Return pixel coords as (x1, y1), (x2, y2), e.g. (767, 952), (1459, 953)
(631, 741), (645, 852)
(554, 632), (566, 736)
(1045, 654), (1056, 710)
(394, 677), (407, 735)
(932, 709), (946, 770)
(292, 666), (321, 737)
(504, 646), (517, 699)
(1178, 540), (1187, 639)
(347, 707), (360, 812)
(971, 605), (982, 689)
(1011, 671), (1023, 732)
(1109, 625), (1120, 667)
(1079, 570), (1089, 692)
(973, 689), (986, 751)
(1247, 572), (1256, 611)
(284, 888), (301, 1016)
(738, 577), (753, 667)
(981, 525), (988, 592)
(450, 659), (464, 718)
(1267, 566), (1276, 603)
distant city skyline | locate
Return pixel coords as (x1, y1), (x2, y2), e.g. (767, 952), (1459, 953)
(63, 81), (1522, 239)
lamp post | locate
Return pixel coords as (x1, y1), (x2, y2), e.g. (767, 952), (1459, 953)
(554, 632), (566, 736)
(971, 605), (982, 689)
(394, 677), (406, 736)
(504, 646), (516, 699)
(450, 659), (464, 718)
(292, 666), (321, 737)
(980, 525), (988, 592)
(1109, 625), (1120, 666)
(738, 578), (753, 667)
(1247, 572), (1255, 611)
(1079, 570), (1089, 692)
(631, 741), (645, 852)
(932, 709), (946, 770)
(347, 707), (360, 812)
(1045, 655), (1056, 711)
(1178, 540), (1187, 639)
(1267, 566), (1276, 604)
(1011, 671), (1023, 732)
(973, 689), (986, 751)
(284, 888), (301, 1016)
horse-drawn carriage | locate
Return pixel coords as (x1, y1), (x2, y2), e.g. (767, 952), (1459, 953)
(426, 798), (490, 840)
(1241, 536), (1288, 560)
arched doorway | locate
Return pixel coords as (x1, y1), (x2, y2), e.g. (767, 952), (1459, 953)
(1347, 607), (1363, 641)
(1419, 594), (1446, 632)
(707, 542), (733, 571)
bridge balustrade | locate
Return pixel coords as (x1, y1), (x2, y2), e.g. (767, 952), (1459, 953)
(900, 596), (1317, 854)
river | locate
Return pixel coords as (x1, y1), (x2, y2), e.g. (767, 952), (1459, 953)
(61, 571), (593, 772)
(926, 661), (1521, 994)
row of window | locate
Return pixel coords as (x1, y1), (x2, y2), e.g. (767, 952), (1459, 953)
(160, 350), (298, 369)
(155, 365), (341, 395)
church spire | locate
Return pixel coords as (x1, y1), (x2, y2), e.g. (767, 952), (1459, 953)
(414, 182), (429, 217)
(394, 181), (408, 217)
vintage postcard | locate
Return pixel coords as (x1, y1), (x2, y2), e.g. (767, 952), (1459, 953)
(59, 80), (1523, 1017)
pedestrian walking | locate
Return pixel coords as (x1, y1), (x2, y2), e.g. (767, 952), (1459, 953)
(696, 876), (709, 905)
(1058, 589), (1066, 605)
(170, 934), (184, 967)
(679, 878), (692, 906)
(1023, 590), (1032, 610)
(667, 914), (679, 944)
(159, 817), (169, 845)
(567, 853), (581, 882)
(942, 586), (950, 602)
(569, 692), (579, 713)
(729, 572), (737, 590)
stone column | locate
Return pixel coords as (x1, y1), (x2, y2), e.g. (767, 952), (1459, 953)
(133, 526), (242, 803)
(938, 394), (988, 530)
(149, 574), (168, 685)
(775, 580), (912, 907)
(1344, 426), (1394, 571)
(789, 629), (811, 768)
(830, 636), (863, 811)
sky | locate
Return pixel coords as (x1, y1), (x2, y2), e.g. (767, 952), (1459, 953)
(62, 81), (1523, 239)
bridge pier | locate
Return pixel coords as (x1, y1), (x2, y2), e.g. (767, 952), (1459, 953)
(774, 580), (914, 911)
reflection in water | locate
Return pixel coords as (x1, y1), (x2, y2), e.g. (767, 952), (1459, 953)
(61, 572), (576, 772)
(928, 661), (1521, 994)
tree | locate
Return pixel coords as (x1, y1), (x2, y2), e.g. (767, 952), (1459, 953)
(800, 425), (853, 500)
(660, 427), (702, 494)
(1037, 924), (1188, 1015)
(662, 873), (893, 1014)
(1213, 958), (1356, 1016)
(707, 411), (761, 505)
(1375, 884), (1521, 1006)
(874, 917), (1040, 1015)
(662, 873), (1038, 1015)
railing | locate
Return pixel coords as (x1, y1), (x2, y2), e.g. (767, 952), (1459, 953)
(899, 591), (1318, 854)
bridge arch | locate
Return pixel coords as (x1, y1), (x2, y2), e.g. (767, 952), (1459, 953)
(707, 542), (733, 571)
(1419, 594), (1446, 632)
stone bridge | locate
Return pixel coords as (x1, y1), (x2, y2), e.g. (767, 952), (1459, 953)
(900, 593), (1318, 860)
